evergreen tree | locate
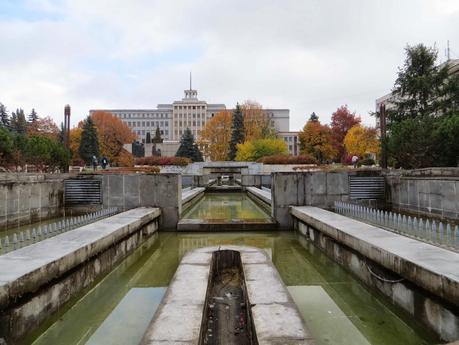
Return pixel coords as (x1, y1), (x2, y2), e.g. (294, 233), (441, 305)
(391, 44), (459, 123)
(0, 103), (9, 127)
(28, 108), (39, 123)
(10, 111), (18, 131)
(153, 125), (163, 144)
(228, 103), (244, 160)
(78, 116), (99, 165)
(14, 108), (28, 134)
(145, 132), (151, 144)
(176, 128), (203, 162)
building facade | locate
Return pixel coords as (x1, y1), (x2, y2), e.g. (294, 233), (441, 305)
(90, 87), (291, 145)
(278, 131), (300, 156)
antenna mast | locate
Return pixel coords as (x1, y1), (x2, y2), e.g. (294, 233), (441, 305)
(190, 71), (192, 90)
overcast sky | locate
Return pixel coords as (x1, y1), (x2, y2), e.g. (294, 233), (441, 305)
(0, 0), (458, 130)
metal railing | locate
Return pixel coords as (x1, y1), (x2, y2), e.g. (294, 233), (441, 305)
(0, 207), (119, 255)
(334, 201), (458, 251)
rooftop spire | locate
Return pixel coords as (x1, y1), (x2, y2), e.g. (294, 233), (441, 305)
(189, 71), (192, 90)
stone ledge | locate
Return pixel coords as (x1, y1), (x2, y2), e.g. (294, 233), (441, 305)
(247, 186), (272, 205)
(290, 206), (459, 307)
(141, 245), (315, 345)
(0, 207), (160, 309)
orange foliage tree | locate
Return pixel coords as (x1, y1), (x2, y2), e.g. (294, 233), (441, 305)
(69, 127), (83, 165)
(198, 111), (232, 161)
(90, 111), (137, 166)
(330, 105), (361, 161)
(26, 116), (59, 140)
(344, 125), (380, 158)
(241, 100), (275, 141)
(299, 114), (337, 163)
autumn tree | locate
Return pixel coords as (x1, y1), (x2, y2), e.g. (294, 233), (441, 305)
(241, 101), (275, 141)
(330, 105), (361, 161)
(235, 138), (287, 162)
(198, 110), (232, 161)
(228, 104), (244, 160)
(69, 127), (83, 164)
(299, 114), (337, 163)
(91, 111), (137, 166)
(344, 125), (380, 158)
(27, 116), (59, 140)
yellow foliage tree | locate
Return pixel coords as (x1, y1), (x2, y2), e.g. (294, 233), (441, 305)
(235, 138), (287, 162)
(344, 125), (380, 157)
(91, 111), (137, 166)
(198, 110), (232, 161)
(241, 100), (275, 141)
(299, 118), (337, 163)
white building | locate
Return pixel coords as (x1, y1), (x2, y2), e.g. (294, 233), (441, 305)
(278, 131), (300, 156)
(90, 84), (291, 144)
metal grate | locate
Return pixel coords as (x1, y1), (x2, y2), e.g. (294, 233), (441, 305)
(349, 176), (385, 200)
(64, 179), (102, 205)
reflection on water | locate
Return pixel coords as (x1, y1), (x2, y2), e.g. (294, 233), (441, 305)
(28, 232), (439, 345)
(181, 193), (271, 221)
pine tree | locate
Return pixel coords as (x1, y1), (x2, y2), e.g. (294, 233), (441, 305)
(0, 103), (9, 127)
(10, 111), (18, 130)
(145, 132), (151, 144)
(391, 44), (459, 123)
(28, 108), (39, 123)
(228, 103), (244, 160)
(79, 116), (99, 165)
(176, 128), (203, 162)
(153, 125), (163, 144)
(15, 108), (28, 133)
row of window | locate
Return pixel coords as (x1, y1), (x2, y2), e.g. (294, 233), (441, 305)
(174, 120), (205, 127)
(175, 113), (207, 118)
(174, 105), (206, 110)
(134, 129), (169, 137)
(116, 113), (170, 119)
(127, 121), (169, 128)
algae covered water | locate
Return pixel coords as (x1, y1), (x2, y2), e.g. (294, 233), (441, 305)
(181, 192), (271, 221)
(27, 232), (439, 345)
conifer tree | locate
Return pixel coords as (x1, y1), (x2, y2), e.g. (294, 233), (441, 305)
(153, 125), (163, 144)
(0, 103), (9, 127)
(78, 116), (99, 165)
(228, 103), (244, 160)
(14, 108), (28, 133)
(145, 132), (151, 144)
(28, 108), (38, 123)
(175, 128), (203, 162)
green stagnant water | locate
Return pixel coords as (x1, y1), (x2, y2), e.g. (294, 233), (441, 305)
(25, 231), (439, 345)
(181, 192), (272, 221)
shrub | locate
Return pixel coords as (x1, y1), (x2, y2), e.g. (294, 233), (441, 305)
(358, 158), (376, 166)
(258, 154), (318, 165)
(135, 156), (191, 166)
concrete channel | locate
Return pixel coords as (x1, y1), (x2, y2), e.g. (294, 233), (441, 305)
(291, 206), (459, 341)
(0, 207), (160, 343)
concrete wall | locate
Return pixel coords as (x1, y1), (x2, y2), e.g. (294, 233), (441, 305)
(271, 171), (350, 228)
(294, 219), (458, 341)
(0, 174), (65, 229)
(98, 173), (181, 229)
(385, 169), (459, 221)
(241, 174), (272, 188)
(0, 208), (160, 343)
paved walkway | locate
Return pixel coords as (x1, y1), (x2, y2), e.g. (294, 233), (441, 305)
(290, 206), (459, 306)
